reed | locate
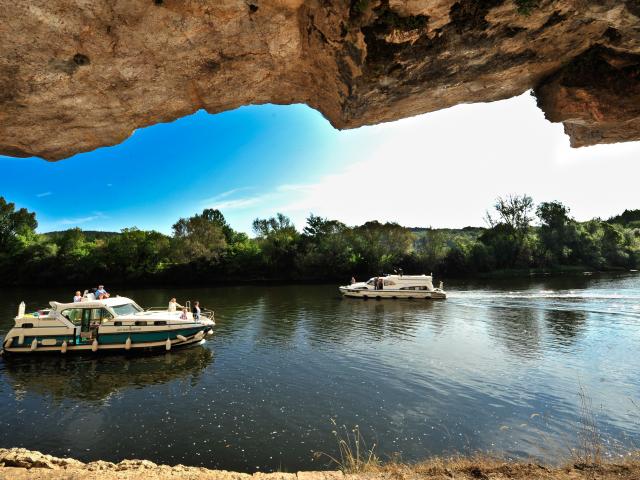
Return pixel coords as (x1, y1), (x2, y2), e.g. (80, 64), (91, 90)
(570, 385), (603, 466)
(314, 419), (380, 473)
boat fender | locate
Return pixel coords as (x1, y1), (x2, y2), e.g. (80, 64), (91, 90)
(206, 329), (214, 336)
(91, 339), (98, 352)
(4, 337), (12, 348)
(176, 335), (187, 342)
(18, 334), (24, 345)
(61, 340), (67, 354)
(195, 330), (204, 341)
(125, 337), (132, 350)
(31, 339), (38, 351)
(165, 338), (172, 351)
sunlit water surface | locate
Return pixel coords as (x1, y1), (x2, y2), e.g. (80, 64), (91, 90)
(1, 274), (639, 471)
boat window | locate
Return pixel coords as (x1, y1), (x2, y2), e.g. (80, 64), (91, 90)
(366, 279), (375, 285)
(61, 308), (83, 325)
(21, 323), (33, 328)
(154, 320), (167, 326)
(112, 303), (142, 316)
(135, 320), (148, 326)
(91, 308), (113, 323)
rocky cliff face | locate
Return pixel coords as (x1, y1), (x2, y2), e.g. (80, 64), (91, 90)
(0, 0), (638, 160)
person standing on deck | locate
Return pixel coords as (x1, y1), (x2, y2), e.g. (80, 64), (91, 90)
(192, 301), (201, 321)
(168, 298), (183, 312)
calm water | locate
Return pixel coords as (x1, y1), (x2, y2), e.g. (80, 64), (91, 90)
(1, 274), (640, 471)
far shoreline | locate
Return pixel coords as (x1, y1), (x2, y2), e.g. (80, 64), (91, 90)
(0, 267), (636, 290)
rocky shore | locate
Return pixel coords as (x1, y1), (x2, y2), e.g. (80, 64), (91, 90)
(1, 448), (640, 480)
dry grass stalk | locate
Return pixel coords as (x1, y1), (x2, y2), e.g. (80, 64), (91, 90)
(314, 419), (380, 473)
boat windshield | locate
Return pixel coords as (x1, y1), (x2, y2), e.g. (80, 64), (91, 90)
(111, 303), (142, 316)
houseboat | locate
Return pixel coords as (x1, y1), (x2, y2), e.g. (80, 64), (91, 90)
(1, 292), (214, 355)
(339, 274), (447, 299)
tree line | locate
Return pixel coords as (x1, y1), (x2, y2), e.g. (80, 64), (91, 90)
(0, 195), (639, 287)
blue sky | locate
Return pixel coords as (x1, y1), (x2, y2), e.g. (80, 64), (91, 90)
(2, 93), (640, 234)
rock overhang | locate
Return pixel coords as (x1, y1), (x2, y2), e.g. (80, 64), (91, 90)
(0, 0), (638, 161)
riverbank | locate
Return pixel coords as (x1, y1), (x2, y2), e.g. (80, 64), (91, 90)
(1, 448), (640, 480)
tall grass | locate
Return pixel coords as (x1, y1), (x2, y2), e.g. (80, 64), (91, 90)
(570, 385), (603, 466)
(314, 419), (379, 473)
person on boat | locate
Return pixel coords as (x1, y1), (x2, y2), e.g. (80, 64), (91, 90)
(73, 291), (82, 302)
(350, 276), (356, 285)
(168, 298), (183, 312)
(192, 301), (201, 320)
(180, 307), (188, 320)
(373, 277), (379, 290)
(95, 285), (110, 299)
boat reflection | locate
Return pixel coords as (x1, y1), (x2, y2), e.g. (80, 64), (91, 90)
(3, 346), (213, 402)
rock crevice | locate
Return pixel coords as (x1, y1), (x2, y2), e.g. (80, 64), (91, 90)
(0, 0), (639, 160)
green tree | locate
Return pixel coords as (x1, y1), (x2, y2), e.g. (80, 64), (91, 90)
(0, 196), (37, 253)
(482, 194), (534, 268)
(103, 228), (171, 279)
(415, 228), (448, 272)
(349, 221), (413, 274)
(536, 201), (573, 265)
(172, 209), (228, 262)
(252, 213), (300, 277)
(298, 214), (353, 278)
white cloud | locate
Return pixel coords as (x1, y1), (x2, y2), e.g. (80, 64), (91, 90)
(36, 191), (52, 198)
(224, 92), (640, 232)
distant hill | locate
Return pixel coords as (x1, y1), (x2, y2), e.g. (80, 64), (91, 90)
(41, 230), (120, 242)
(607, 209), (640, 227)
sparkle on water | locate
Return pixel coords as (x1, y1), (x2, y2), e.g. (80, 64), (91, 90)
(0, 273), (639, 472)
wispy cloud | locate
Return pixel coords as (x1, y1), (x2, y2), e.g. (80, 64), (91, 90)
(201, 187), (254, 205)
(205, 194), (273, 211)
(200, 186), (287, 212)
(36, 191), (52, 198)
(56, 211), (107, 226)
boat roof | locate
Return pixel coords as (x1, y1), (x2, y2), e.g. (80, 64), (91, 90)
(50, 296), (137, 310)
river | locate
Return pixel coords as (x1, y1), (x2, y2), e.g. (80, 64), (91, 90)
(1, 273), (639, 471)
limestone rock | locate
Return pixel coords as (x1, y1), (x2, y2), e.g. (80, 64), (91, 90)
(0, 447), (84, 469)
(0, 0), (639, 160)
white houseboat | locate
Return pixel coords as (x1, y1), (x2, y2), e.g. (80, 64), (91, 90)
(1, 293), (214, 355)
(339, 274), (446, 299)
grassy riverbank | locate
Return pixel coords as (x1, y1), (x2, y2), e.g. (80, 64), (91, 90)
(2, 448), (640, 479)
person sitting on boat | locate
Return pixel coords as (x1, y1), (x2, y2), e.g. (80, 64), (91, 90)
(73, 291), (82, 303)
(192, 301), (201, 320)
(168, 298), (183, 312)
(95, 285), (110, 300)
(180, 307), (188, 320)
(350, 276), (356, 285)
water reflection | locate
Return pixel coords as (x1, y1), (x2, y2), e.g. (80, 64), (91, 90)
(489, 308), (543, 359)
(3, 347), (213, 403)
(0, 274), (639, 471)
(543, 309), (587, 346)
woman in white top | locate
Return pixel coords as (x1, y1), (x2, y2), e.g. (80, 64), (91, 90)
(168, 298), (183, 312)
(73, 291), (82, 302)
